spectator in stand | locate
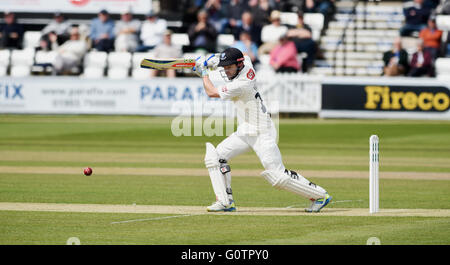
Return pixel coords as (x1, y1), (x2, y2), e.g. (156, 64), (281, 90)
(259, 10), (288, 55)
(187, 9), (218, 53)
(286, 11), (317, 72)
(233, 11), (262, 46)
(382, 37), (410, 76)
(221, 0), (248, 34)
(408, 40), (433, 76)
(39, 12), (71, 51)
(302, 0), (336, 22)
(150, 30), (182, 78)
(204, 0), (227, 33)
(0, 12), (24, 49)
(138, 11), (167, 52)
(400, 0), (431, 37)
(232, 31), (259, 64)
(90, 9), (115, 52)
(249, 0), (272, 28)
(114, 7), (141, 52)
(52, 26), (87, 75)
(419, 17), (443, 59)
(269, 34), (300, 73)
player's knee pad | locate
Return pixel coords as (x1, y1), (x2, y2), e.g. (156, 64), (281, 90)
(204, 142), (220, 168)
(219, 159), (231, 175)
(206, 143), (232, 174)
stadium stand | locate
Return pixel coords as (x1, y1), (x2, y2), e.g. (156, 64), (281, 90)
(10, 49), (34, 77)
(1, 0), (448, 78)
(280, 12), (325, 41)
(311, 0), (404, 76)
(82, 51), (107, 78)
(22, 31), (41, 50)
(217, 34), (235, 52)
(107, 51), (132, 79)
(435, 57), (450, 78)
(32, 50), (57, 75)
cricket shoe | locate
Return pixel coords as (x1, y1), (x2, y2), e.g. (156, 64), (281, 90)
(206, 200), (236, 212)
(305, 194), (332, 213)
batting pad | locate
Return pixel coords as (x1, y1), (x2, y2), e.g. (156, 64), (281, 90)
(205, 143), (229, 206)
(261, 170), (327, 200)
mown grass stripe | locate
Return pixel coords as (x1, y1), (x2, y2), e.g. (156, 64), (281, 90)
(0, 166), (449, 180)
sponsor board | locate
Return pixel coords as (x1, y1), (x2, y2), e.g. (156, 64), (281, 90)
(0, 75), (320, 116)
(0, 77), (226, 116)
(320, 77), (450, 119)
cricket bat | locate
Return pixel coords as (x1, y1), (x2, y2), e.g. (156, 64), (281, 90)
(140, 58), (196, 70)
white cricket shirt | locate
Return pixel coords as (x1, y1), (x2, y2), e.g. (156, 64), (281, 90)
(218, 56), (273, 135)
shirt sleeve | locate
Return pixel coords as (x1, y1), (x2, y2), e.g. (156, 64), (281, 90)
(218, 80), (244, 100)
(89, 19), (97, 40)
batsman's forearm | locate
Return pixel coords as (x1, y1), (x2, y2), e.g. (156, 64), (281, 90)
(202, 76), (220, 98)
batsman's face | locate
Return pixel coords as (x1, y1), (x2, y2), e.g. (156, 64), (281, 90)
(223, 64), (238, 79)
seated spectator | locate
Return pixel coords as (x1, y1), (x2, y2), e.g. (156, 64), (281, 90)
(150, 30), (182, 78)
(408, 40), (433, 77)
(400, 0), (431, 37)
(39, 31), (61, 52)
(286, 11), (317, 72)
(249, 0), (272, 28)
(382, 37), (410, 76)
(114, 7), (141, 52)
(233, 11), (262, 46)
(52, 26), (87, 75)
(138, 11), (167, 52)
(39, 13), (71, 51)
(221, 0), (248, 34)
(302, 0), (336, 21)
(232, 31), (259, 64)
(419, 17), (443, 59)
(90, 9), (115, 52)
(269, 34), (300, 73)
(0, 12), (24, 49)
(259, 10), (288, 55)
(187, 9), (218, 53)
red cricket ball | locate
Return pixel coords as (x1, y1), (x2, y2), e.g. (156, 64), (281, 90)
(83, 167), (93, 176)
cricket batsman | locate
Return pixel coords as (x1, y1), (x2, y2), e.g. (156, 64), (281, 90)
(193, 47), (332, 212)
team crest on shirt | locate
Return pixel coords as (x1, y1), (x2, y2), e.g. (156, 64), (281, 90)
(247, 69), (255, 80)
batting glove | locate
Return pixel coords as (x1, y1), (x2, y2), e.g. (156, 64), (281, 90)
(193, 56), (208, 77)
(205, 53), (220, 70)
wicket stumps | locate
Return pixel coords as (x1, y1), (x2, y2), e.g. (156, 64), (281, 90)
(370, 135), (379, 214)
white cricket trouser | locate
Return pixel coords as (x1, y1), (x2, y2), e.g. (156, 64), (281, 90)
(216, 124), (285, 172)
(214, 122), (328, 201)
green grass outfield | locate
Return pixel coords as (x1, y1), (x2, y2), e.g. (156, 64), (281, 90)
(0, 115), (449, 245)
